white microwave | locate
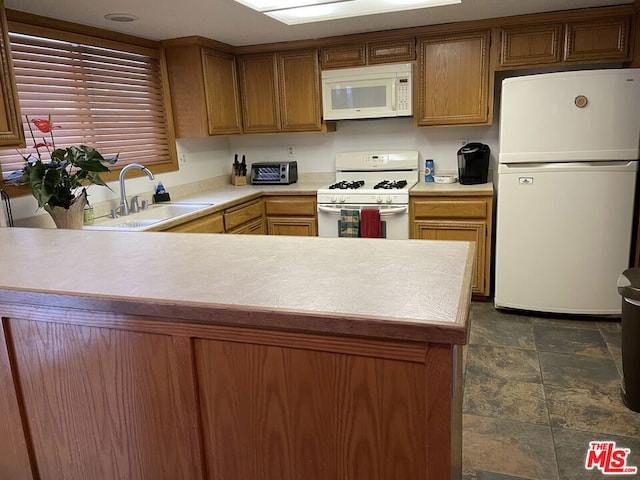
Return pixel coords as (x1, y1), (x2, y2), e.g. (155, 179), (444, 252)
(321, 63), (413, 120)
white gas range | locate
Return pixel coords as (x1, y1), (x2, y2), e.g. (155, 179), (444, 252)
(317, 151), (420, 239)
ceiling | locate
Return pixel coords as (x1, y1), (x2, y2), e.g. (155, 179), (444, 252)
(5, 0), (634, 46)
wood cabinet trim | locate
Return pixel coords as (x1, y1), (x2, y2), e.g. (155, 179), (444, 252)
(0, 303), (429, 363)
(368, 38), (416, 64)
(0, 3), (25, 148)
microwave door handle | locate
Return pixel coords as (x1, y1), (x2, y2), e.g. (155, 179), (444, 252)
(391, 80), (397, 111)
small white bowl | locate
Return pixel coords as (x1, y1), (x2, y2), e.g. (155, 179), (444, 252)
(434, 175), (458, 184)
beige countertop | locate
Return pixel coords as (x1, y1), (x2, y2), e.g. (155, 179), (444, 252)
(410, 180), (494, 195)
(0, 228), (473, 343)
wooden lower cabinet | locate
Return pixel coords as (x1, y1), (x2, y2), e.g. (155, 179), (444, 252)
(223, 198), (266, 234)
(164, 212), (224, 233)
(0, 303), (463, 480)
(411, 194), (493, 297)
(265, 194), (317, 236)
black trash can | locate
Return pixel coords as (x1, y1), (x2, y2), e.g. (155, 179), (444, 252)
(617, 268), (640, 412)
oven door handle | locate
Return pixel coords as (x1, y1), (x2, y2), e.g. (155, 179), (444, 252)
(317, 205), (408, 216)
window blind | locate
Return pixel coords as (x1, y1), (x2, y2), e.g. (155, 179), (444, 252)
(0, 29), (173, 180)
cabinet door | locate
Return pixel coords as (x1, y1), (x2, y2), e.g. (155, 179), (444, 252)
(278, 50), (322, 132)
(228, 217), (266, 235)
(202, 49), (242, 135)
(0, 4), (24, 147)
(499, 24), (563, 68)
(267, 217), (317, 236)
(238, 53), (281, 133)
(413, 220), (487, 295)
(320, 43), (366, 69)
(564, 17), (631, 63)
(416, 31), (490, 126)
(165, 213), (224, 233)
(368, 38), (416, 64)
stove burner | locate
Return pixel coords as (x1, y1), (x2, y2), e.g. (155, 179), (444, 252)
(328, 180), (365, 190)
(373, 180), (408, 190)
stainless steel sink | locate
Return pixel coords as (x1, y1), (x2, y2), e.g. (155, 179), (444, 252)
(84, 202), (214, 231)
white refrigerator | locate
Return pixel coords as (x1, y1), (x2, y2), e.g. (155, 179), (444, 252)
(495, 69), (640, 315)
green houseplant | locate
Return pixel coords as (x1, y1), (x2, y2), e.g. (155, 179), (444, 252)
(12, 116), (118, 228)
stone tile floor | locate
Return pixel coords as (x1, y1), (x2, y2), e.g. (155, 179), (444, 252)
(462, 301), (640, 480)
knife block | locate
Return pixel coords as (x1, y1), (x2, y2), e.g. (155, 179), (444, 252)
(230, 172), (246, 186)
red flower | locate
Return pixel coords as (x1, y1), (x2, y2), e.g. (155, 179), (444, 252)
(31, 117), (61, 134)
(34, 141), (54, 149)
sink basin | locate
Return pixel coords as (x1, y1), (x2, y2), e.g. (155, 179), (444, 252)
(84, 202), (213, 231)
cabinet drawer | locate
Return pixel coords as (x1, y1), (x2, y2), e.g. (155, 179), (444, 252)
(265, 196), (316, 216)
(412, 199), (488, 219)
(224, 200), (264, 230)
(228, 217), (266, 235)
(165, 213), (224, 233)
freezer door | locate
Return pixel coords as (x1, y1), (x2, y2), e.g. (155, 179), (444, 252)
(499, 69), (640, 163)
(495, 161), (637, 315)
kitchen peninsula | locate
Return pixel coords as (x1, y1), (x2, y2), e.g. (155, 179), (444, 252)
(0, 228), (473, 480)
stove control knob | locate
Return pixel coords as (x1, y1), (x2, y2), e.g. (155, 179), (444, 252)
(376, 195), (383, 203)
(331, 195), (337, 203)
(386, 196), (393, 203)
(339, 196), (346, 203)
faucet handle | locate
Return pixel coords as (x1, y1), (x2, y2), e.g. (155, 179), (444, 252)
(129, 195), (141, 213)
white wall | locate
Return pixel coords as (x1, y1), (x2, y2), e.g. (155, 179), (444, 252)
(7, 118), (499, 223)
(228, 118), (499, 176)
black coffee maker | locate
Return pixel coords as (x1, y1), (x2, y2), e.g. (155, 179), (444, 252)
(457, 143), (490, 185)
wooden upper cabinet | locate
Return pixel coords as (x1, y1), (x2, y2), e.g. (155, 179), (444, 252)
(278, 50), (322, 132)
(368, 38), (416, 64)
(164, 43), (241, 137)
(238, 53), (281, 133)
(320, 43), (366, 68)
(321, 39), (415, 68)
(499, 24), (563, 68)
(564, 17), (631, 63)
(202, 49), (242, 135)
(0, 1), (24, 148)
(239, 49), (323, 133)
(416, 30), (491, 126)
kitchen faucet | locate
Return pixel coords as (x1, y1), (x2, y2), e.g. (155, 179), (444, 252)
(118, 163), (155, 216)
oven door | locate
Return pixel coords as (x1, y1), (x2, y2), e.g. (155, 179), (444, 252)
(317, 204), (409, 239)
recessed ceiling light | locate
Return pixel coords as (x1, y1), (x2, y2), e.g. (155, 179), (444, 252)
(104, 13), (139, 23)
(233, 0), (461, 25)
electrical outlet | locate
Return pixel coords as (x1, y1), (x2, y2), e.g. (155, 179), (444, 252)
(287, 145), (295, 157)
(461, 138), (469, 146)
(179, 153), (187, 164)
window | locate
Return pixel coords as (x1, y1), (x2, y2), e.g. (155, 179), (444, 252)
(0, 21), (176, 182)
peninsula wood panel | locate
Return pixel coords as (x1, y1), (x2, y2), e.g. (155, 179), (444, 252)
(6, 317), (201, 480)
(0, 320), (34, 480)
(194, 338), (428, 480)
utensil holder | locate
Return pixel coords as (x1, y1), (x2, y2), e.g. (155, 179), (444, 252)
(231, 173), (247, 186)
